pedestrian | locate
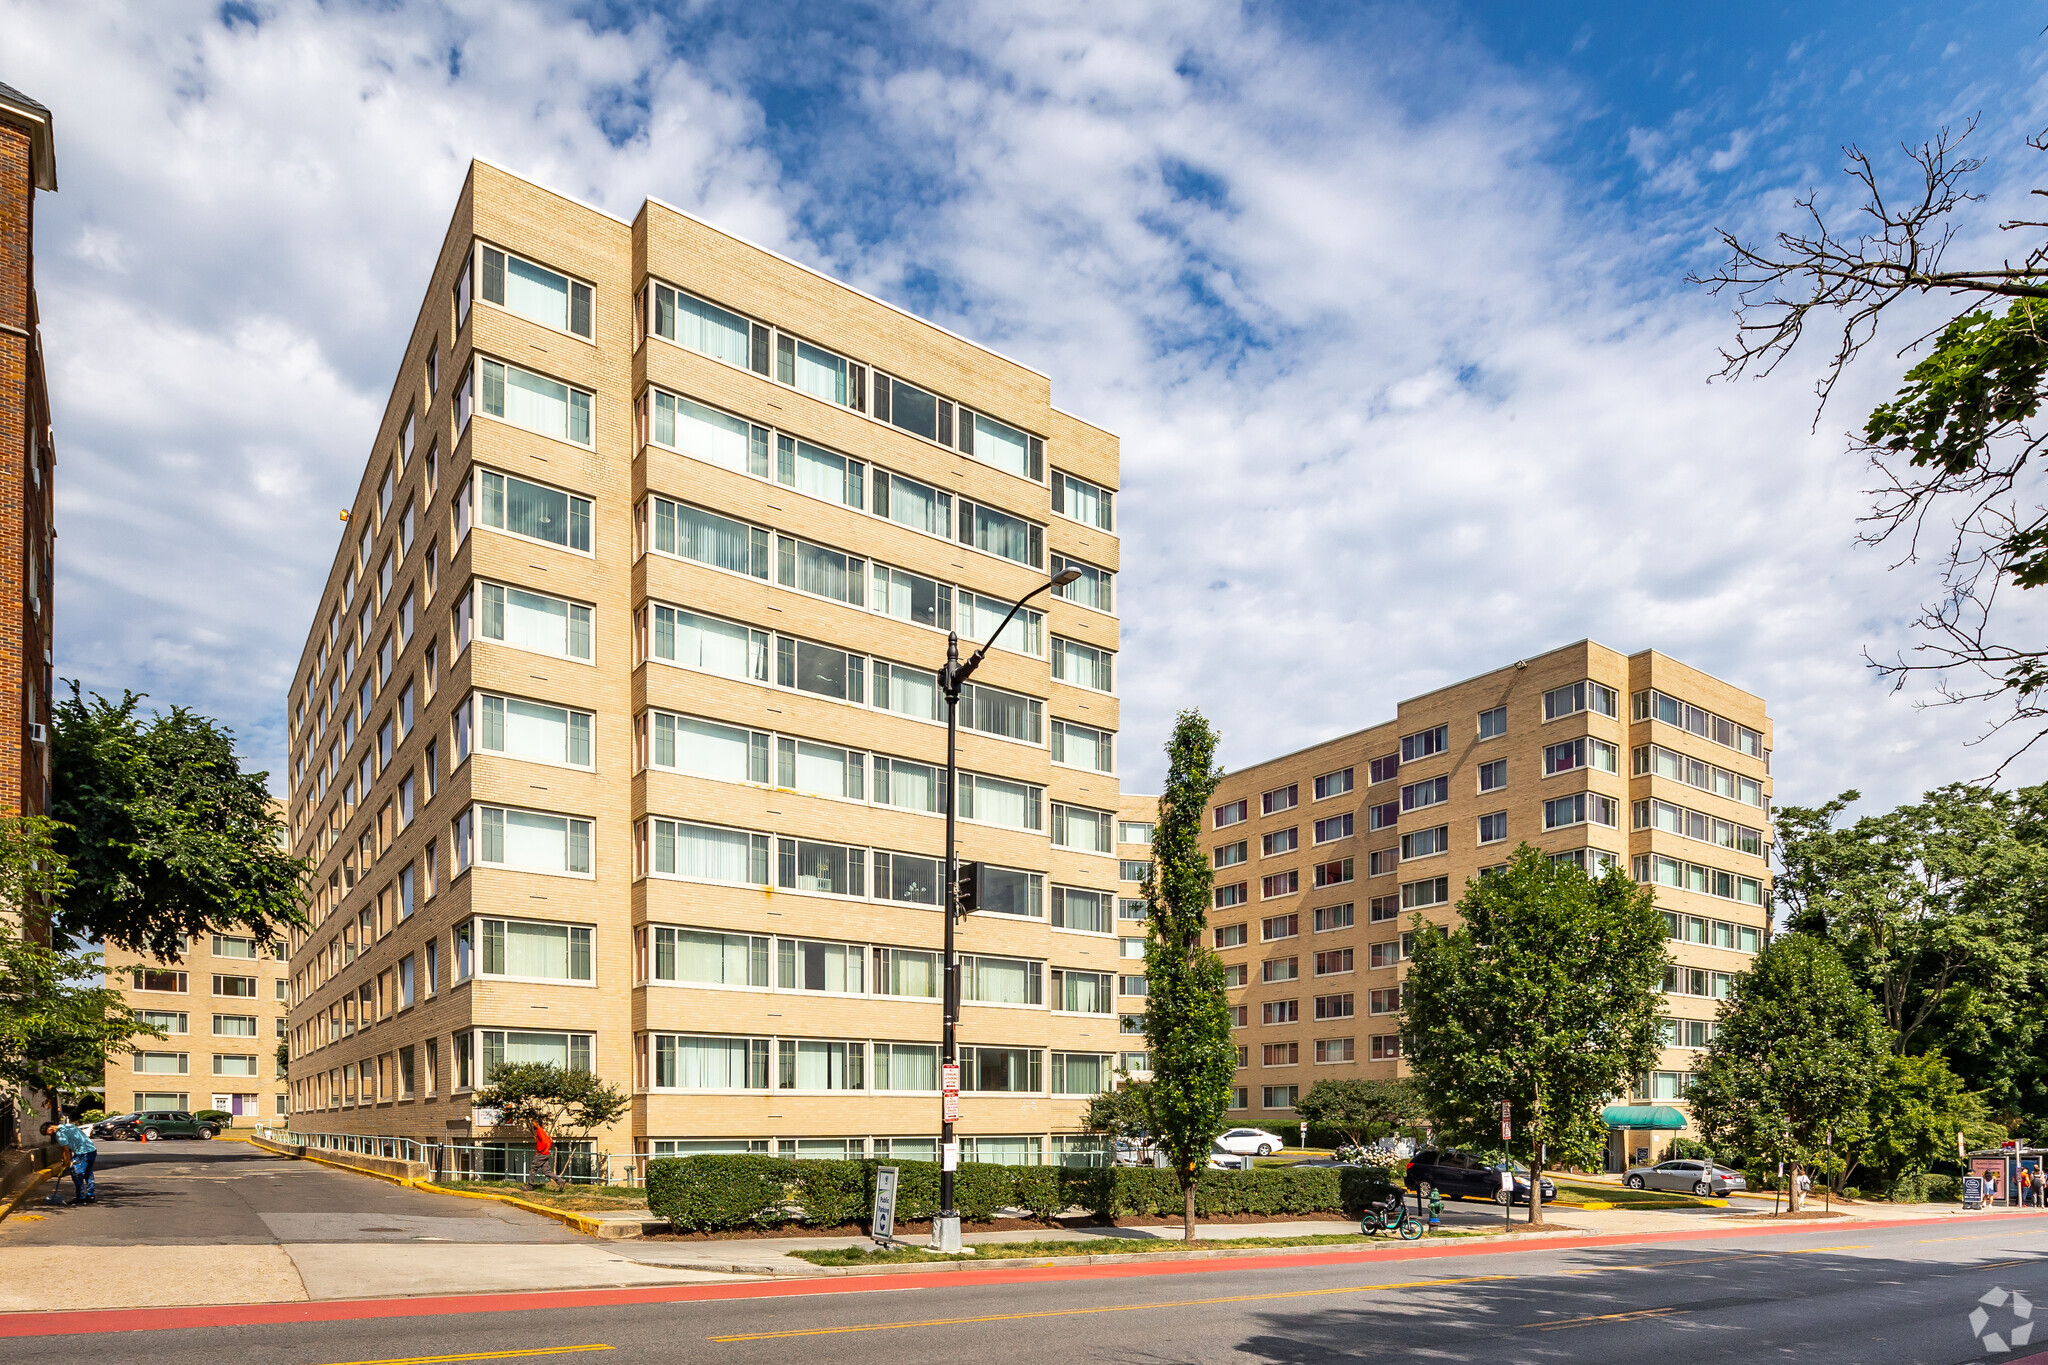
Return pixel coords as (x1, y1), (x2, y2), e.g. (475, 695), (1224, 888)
(41, 1119), (97, 1205)
(2023, 1166), (2035, 1207)
(527, 1120), (555, 1190)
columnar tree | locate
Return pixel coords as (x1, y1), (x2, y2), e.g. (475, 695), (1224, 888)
(1401, 845), (1668, 1223)
(1140, 709), (1236, 1242)
(51, 686), (308, 959)
(1686, 935), (1889, 1212)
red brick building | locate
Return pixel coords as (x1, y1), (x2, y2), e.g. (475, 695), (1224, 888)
(0, 81), (55, 826)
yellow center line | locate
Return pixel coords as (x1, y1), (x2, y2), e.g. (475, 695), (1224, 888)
(707, 1275), (1515, 1343)
(1539, 1305), (1687, 1331)
(313, 1348), (613, 1365)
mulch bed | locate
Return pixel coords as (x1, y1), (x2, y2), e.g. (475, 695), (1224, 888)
(642, 1209), (1585, 1242)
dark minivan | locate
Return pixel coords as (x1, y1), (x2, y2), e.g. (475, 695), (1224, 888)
(1405, 1148), (1557, 1206)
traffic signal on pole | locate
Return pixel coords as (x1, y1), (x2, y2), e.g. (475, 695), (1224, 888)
(956, 861), (981, 917)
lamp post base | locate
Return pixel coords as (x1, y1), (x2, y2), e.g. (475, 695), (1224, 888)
(929, 1211), (962, 1253)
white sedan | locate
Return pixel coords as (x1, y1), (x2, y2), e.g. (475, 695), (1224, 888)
(1212, 1127), (1284, 1158)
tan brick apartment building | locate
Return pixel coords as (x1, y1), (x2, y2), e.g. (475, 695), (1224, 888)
(279, 161), (1130, 1165)
(100, 933), (291, 1122)
(1202, 641), (1771, 1168)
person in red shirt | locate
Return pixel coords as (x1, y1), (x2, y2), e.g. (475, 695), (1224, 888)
(527, 1122), (556, 1190)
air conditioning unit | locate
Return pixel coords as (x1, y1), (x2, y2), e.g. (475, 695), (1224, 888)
(28, 723), (46, 744)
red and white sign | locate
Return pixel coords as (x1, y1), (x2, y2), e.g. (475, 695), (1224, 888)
(943, 1063), (961, 1122)
(1500, 1101), (1511, 1141)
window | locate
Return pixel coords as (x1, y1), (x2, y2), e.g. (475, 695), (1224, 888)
(1052, 887), (1115, 934)
(1262, 913), (1299, 942)
(1263, 1042), (1299, 1067)
(1215, 841), (1247, 869)
(1119, 859), (1150, 882)
(959, 1046), (1043, 1093)
(1052, 1052), (1114, 1095)
(1052, 471), (1113, 529)
(873, 947), (941, 998)
(1052, 804), (1115, 854)
(642, 602), (766, 682)
(1049, 554), (1112, 610)
(1315, 949), (1354, 976)
(1631, 798), (1767, 858)
(1314, 993), (1355, 1020)
(972, 866), (1046, 919)
(783, 737), (870, 802)
(1630, 854), (1765, 906)
(468, 805), (593, 875)
(1313, 814), (1353, 844)
(777, 533), (867, 605)
(649, 282), (753, 368)
(960, 407), (1040, 479)
(477, 359), (592, 446)
(1400, 776), (1448, 812)
(871, 565), (954, 635)
(1401, 877), (1449, 909)
(648, 497), (769, 578)
(1120, 821), (1155, 845)
(1368, 801), (1400, 831)
(466, 581), (594, 662)
(133, 1052), (189, 1075)
(1263, 1000), (1299, 1024)
(139, 1010), (187, 1034)
(646, 711), (769, 785)
(1313, 858), (1354, 887)
(873, 756), (944, 814)
(1368, 986), (1402, 1014)
(1215, 923), (1248, 948)
(1368, 896), (1400, 923)
(1368, 848), (1396, 878)
(960, 681), (1042, 743)
(213, 975), (257, 998)
(481, 1030), (592, 1085)
(1215, 800), (1248, 828)
(1477, 706), (1507, 740)
(871, 660), (940, 722)
(1262, 827), (1298, 857)
(1315, 903), (1355, 932)
(1632, 689), (1766, 759)
(778, 938), (865, 993)
(1478, 759), (1507, 792)
(1478, 811), (1509, 844)
(1399, 826), (1448, 860)
(1543, 679), (1618, 720)
(1314, 768), (1354, 800)
(469, 693), (594, 768)
(479, 245), (593, 338)
(1544, 792), (1619, 830)
(1262, 784), (1299, 816)
(1051, 638), (1114, 692)
(777, 636), (868, 705)
(1052, 968), (1114, 1013)
(1544, 737), (1619, 776)
(1223, 963), (1249, 988)
(1261, 870), (1299, 899)
(1215, 882), (1248, 909)
(1632, 744), (1768, 808)
(1371, 1035), (1401, 1061)
(959, 498), (1043, 568)
(1316, 1038), (1355, 1064)
(479, 917), (593, 982)
(775, 836), (866, 897)
(213, 1014), (257, 1037)
(647, 389), (767, 476)
(212, 934), (256, 959)
(1400, 725), (1448, 762)
(1262, 1085), (1299, 1109)
(1052, 720), (1115, 773)
(1369, 753), (1400, 785)
(872, 468), (952, 537)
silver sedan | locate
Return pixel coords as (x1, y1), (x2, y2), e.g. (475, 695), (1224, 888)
(1624, 1158), (1746, 1195)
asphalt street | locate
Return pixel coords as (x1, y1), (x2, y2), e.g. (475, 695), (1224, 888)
(12, 1209), (2048, 1363)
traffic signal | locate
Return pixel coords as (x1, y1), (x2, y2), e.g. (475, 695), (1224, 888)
(955, 861), (981, 917)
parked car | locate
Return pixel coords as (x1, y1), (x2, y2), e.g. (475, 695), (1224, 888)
(1213, 1127), (1285, 1158)
(116, 1110), (218, 1141)
(1624, 1159), (1747, 1195)
(89, 1113), (138, 1141)
(1404, 1148), (1557, 1205)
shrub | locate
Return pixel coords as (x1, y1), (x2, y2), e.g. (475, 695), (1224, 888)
(792, 1159), (868, 1227)
(196, 1110), (232, 1127)
(1010, 1165), (1065, 1220)
(646, 1155), (794, 1232)
(1883, 1171), (1963, 1203)
(77, 1109), (106, 1124)
(1063, 1165), (1352, 1221)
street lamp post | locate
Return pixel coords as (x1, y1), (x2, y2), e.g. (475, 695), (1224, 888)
(928, 568), (1078, 1254)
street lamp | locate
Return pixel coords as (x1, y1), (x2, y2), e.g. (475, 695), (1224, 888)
(928, 566), (1080, 1253)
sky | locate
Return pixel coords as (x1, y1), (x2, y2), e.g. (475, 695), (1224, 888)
(8, 0), (2048, 815)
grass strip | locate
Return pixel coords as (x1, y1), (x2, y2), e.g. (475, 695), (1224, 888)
(423, 1180), (650, 1212)
(791, 1230), (1482, 1266)
(1550, 1181), (1718, 1210)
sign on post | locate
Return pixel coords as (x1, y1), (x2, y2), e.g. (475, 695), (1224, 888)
(943, 1062), (961, 1123)
(1500, 1101), (1511, 1142)
(872, 1165), (899, 1245)
(1965, 1175), (1986, 1209)
(941, 1141), (959, 1172)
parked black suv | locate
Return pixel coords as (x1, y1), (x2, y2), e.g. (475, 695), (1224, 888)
(1405, 1148), (1557, 1206)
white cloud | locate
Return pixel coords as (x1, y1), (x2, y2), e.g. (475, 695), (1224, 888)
(6, 0), (2037, 819)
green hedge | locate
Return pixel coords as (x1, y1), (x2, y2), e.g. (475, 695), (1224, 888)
(645, 1155), (1383, 1232)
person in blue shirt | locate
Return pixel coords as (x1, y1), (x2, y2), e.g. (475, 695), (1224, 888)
(42, 1119), (97, 1204)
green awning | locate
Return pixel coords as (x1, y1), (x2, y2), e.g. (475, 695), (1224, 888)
(1601, 1105), (1688, 1131)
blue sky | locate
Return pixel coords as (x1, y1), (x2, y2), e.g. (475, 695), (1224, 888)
(9, 0), (2048, 812)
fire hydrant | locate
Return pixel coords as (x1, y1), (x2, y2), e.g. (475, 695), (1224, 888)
(1427, 1188), (1444, 1229)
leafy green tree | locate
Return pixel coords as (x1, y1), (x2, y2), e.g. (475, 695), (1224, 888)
(1687, 935), (1889, 1212)
(473, 1062), (631, 1184)
(1401, 845), (1667, 1223)
(1, 923), (157, 1112)
(1293, 1078), (1427, 1151)
(1775, 786), (2048, 1122)
(51, 686), (308, 959)
(1842, 1052), (2003, 1192)
(1083, 1070), (1153, 1138)
(1139, 709), (1236, 1241)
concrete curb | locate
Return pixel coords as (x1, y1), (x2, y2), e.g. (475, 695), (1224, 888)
(0, 1156), (68, 1224)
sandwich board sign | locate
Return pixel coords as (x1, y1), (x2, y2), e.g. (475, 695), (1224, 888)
(872, 1165), (899, 1245)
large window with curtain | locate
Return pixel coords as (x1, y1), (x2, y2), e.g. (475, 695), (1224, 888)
(478, 918), (593, 983)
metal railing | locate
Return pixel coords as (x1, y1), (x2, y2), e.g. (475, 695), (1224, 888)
(258, 1126), (637, 1185)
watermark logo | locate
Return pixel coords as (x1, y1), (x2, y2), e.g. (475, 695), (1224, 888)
(1970, 1287), (2035, 1353)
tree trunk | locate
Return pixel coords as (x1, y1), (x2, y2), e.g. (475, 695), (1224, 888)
(1788, 1162), (1804, 1214)
(1184, 1174), (1197, 1244)
(1529, 1141), (1545, 1225)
